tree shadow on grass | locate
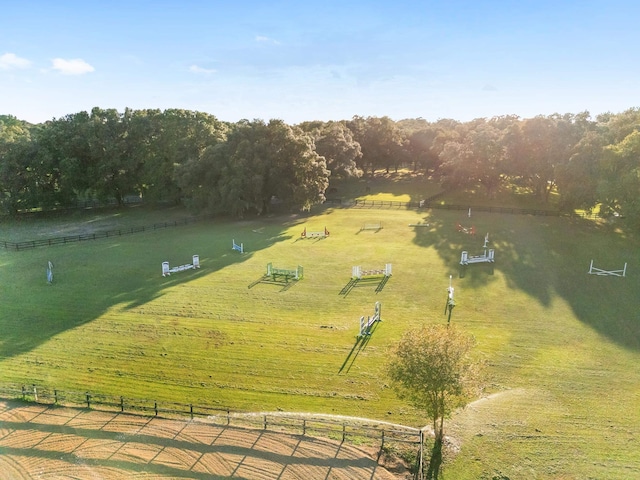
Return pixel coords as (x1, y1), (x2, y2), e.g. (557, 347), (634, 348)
(410, 207), (640, 350)
(0, 216), (300, 360)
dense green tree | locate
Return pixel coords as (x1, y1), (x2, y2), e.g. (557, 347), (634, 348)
(179, 119), (329, 217)
(388, 324), (482, 479)
(555, 130), (603, 211)
(346, 116), (403, 174)
(405, 126), (441, 173)
(309, 121), (362, 178)
(600, 129), (640, 224)
(138, 109), (228, 204)
(438, 119), (506, 196)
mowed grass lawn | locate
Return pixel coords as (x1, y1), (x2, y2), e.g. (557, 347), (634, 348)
(1, 199), (639, 479)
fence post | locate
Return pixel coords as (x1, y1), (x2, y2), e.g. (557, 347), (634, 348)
(33, 385), (38, 402)
(227, 408), (230, 425)
(381, 430), (385, 451)
(21, 385), (26, 400)
(54, 389), (58, 404)
(263, 415), (267, 430)
(154, 401), (158, 416)
(120, 396), (124, 412)
(342, 423), (346, 443)
(302, 419), (306, 436)
(86, 393), (91, 408)
(190, 404), (193, 419)
(418, 430), (424, 480)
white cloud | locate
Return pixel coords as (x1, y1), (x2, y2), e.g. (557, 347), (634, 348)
(189, 64), (217, 75)
(51, 58), (95, 75)
(255, 35), (280, 45)
(0, 53), (31, 70)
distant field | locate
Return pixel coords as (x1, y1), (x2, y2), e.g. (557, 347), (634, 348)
(1, 179), (639, 479)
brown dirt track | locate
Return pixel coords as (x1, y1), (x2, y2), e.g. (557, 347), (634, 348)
(0, 400), (404, 479)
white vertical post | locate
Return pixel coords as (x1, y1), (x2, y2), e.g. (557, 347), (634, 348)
(352, 265), (361, 279)
(162, 262), (170, 276)
(623, 263), (627, 277)
(589, 259), (594, 274)
(193, 255), (200, 268)
(385, 263), (392, 276)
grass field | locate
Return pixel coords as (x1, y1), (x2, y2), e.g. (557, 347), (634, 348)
(1, 179), (639, 479)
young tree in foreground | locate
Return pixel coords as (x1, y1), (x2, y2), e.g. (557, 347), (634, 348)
(387, 324), (482, 479)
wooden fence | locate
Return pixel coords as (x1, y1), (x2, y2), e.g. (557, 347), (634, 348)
(0, 383), (422, 454)
(0, 216), (208, 251)
(352, 198), (603, 218)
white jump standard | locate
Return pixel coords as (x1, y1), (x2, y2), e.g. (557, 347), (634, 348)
(444, 275), (455, 324)
(46, 261), (54, 284)
(588, 260), (627, 277)
(352, 263), (392, 279)
(232, 239), (244, 253)
(460, 249), (494, 265)
(301, 227), (329, 238)
(357, 301), (382, 339)
(162, 255), (200, 276)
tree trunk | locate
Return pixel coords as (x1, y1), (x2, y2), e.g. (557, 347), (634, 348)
(426, 436), (443, 479)
(426, 415), (445, 479)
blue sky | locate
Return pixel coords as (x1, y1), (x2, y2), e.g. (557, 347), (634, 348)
(1, 0), (639, 124)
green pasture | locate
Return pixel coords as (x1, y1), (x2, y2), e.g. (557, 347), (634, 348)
(1, 195), (639, 478)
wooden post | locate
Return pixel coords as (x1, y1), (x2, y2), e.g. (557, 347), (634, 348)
(302, 419), (306, 436)
(154, 401), (158, 416)
(54, 389), (58, 404)
(342, 423), (346, 443)
(190, 404), (194, 419)
(120, 396), (124, 412)
(86, 393), (91, 408)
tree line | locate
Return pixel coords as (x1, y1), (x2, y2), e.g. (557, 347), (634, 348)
(1, 107), (639, 224)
